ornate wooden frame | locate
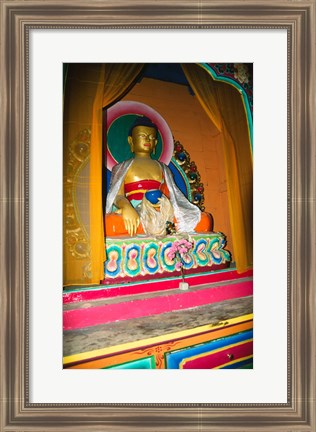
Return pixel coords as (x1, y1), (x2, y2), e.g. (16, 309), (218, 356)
(1, 1), (315, 431)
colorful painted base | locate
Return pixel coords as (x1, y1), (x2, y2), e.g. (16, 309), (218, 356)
(103, 232), (231, 283)
(63, 314), (253, 369)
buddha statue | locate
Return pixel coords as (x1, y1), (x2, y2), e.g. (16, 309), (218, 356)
(105, 116), (212, 237)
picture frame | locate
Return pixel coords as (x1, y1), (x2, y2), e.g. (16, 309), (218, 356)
(1, 0), (315, 430)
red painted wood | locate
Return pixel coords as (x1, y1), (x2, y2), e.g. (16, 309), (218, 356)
(181, 340), (253, 369)
(63, 280), (253, 331)
(63, 269), (253, 304)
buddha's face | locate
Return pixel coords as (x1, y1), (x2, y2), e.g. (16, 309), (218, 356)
(128, 125), (157, 155)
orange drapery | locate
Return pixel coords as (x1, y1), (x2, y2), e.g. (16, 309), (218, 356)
(89, 63), (144, 281)
(63, 63), (143, 286)
(181, 63), (253, 272)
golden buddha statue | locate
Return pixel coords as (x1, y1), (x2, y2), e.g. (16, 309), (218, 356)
(105, 116), (212, 237)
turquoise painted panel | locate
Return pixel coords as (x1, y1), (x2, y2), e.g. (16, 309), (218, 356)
(165, 330), (253, 369)
(104, 356), (156, 369)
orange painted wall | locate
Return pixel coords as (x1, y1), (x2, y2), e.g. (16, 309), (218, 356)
(122, 77), (234, 257)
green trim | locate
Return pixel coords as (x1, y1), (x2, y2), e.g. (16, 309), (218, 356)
(200, 63), (253, 152)
(103, 355), (156, 369)
(63, 265), (237, 293)
(239, 362), (253, 369)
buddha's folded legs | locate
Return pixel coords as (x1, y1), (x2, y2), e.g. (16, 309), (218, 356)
(195, 212), (213, 232)
(105, 211), (213, 237)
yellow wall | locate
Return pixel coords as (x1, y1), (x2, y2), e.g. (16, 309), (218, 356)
(122, 78), (234, 257)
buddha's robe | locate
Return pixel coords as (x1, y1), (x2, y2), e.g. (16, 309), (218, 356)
(105, 159), (212, 236)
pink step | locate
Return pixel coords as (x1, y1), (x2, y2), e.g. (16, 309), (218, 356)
(63, 279), (253, 331)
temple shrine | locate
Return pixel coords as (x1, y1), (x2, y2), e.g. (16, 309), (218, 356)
(63, 63), (253, 370)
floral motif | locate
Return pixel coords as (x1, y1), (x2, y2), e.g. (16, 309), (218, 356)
(64, 128), (91, 262)
(166, 237), (194, 283)
(104, 233), (231, 279)
(173, 140), (206, 211)
(234, 63), (250, 84)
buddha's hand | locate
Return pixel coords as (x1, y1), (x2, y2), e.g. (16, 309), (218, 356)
(122, 206), (140, 236)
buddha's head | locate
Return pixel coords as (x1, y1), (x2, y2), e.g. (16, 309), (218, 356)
(128, 116), (158, 156)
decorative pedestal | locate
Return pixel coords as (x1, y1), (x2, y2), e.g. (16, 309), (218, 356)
(103, 232), (231, 284)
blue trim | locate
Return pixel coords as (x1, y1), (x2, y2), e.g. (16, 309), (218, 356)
(165, 330), (253, 369)
(169, 158), (192, 200)
(106, 169), (111, 194)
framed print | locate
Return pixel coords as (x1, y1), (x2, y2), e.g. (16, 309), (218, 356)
(1, 0), (315, 430)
